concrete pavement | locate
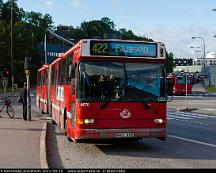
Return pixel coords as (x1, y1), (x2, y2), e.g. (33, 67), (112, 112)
(168, 82), (216, 116)
(0, 104), (48, 168)
(192, 82), (206, 93)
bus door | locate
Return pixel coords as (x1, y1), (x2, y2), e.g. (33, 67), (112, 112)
(53, 62), (61, 125)
(59, 59), (67, 129)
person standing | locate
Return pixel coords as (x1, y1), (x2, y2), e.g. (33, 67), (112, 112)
(20, 82), (30, 120)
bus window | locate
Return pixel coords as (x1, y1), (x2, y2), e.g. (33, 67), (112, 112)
(61, 58), (66, 84)
(51, 64), (56, 85)
(37, 71), (41, 86)
(58, 62), (62, 85)
(66, 55), (73, 84)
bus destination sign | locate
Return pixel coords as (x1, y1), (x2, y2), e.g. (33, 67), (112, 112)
(90, 41), (157, 57)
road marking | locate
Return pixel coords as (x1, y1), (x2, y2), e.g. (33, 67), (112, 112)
(168, 115), (192, 120)
(168, 111), (216, 119)
(170, 113), (206, 119)
(168, 135), (216, 148)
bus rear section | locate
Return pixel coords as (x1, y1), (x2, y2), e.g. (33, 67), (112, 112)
(67, 60), (167, 142)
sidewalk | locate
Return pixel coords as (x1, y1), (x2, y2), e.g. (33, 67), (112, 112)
(168, 99), (216, 116)
(0, 105), (47, 168)
(167, 82), (216, 116)
(192, 82), (206, 93)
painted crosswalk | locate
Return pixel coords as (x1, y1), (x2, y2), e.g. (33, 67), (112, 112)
(168, 111), (216, 120)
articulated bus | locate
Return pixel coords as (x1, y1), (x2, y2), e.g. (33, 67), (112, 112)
(166, 73), (193, 95)
(37, 39), (167, 142)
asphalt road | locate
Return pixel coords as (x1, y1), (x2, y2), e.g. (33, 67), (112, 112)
(46, 99), (216, 169)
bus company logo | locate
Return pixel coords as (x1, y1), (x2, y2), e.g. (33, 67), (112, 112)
(120, 109), (131, 119)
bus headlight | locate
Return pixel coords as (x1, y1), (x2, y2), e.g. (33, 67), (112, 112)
(84, 119), (94, 124)
(154, 119), (163, 124)
(77, 119), (95, 125)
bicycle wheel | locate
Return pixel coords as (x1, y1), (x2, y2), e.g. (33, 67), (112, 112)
(7, 106), (15, 118)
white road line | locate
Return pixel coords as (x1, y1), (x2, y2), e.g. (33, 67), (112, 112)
(168, 115), (192, 120)
(168, 135), (216, 148)
(171, 113), (205, 119)
(168, 112), (216, 119)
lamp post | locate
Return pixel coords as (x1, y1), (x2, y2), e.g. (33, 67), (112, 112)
(191, 37), (206, 75)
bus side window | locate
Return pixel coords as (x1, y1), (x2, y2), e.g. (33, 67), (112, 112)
(51, 64), (55, 85)
(37, 71), (41, 86)
(66, 54), (73, 84)
(58, 62), (62, 85)
(61, 58), (66, 85)
(54, 64), (58, 92)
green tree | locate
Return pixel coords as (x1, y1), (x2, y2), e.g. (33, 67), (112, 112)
(0, 0), (53, 86)
(80, 17), (117, 39)
(0, 0), (3, 19)
(166, 52), (176, 73)
(118, 28), (153, 41)
(1, 0), (24, 23)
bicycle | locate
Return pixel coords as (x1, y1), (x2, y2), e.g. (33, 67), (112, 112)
(0, 96), (15, 118)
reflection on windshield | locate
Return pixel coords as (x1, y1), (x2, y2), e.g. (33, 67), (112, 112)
(77, 61), (165, 102)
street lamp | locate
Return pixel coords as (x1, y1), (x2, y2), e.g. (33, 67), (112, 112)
(191, 37), (206, 75)
(10, 0), (14, 92)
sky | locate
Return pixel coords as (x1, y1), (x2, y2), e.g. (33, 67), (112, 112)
(12, 0), (216, 58)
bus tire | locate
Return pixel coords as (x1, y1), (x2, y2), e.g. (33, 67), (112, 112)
(49, 102), (52, 117)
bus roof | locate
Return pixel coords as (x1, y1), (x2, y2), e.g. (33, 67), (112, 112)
(38, 64), (49, 72)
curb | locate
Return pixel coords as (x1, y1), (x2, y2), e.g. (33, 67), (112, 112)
(40, 122), (49, 169)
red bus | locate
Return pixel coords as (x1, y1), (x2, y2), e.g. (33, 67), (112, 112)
(37, 39), (167, 142)
(166, 73), (193, 95)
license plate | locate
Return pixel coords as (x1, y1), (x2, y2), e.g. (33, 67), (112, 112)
(116, 133), (135, 138)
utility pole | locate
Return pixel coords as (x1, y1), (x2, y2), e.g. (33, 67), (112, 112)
(185, 68), (188, 110)
(11, 0), (14, 92)
(24, 57), (31, 121)
(44, 34), (47, 64)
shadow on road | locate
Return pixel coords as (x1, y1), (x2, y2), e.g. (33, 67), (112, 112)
(46, 122), (64, 169)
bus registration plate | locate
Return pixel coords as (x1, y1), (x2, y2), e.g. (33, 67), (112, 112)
(116, 133), (135, 138)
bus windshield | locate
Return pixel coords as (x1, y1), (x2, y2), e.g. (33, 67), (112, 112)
(77, 61), (165, 102)
(177, 76), (192, 84)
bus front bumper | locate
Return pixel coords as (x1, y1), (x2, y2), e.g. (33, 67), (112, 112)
(75, 128), (166, 140)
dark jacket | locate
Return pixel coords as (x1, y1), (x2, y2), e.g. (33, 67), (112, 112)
(20, 87), (31, 104)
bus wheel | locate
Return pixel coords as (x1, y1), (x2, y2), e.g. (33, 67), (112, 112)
(49, 102), (52, 117)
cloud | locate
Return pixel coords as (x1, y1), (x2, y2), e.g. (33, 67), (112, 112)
(70, 0), (81, 7)
(45, 0), (54, 10)
(132, 25), (216, 59)
(112, 0), (121, 7)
